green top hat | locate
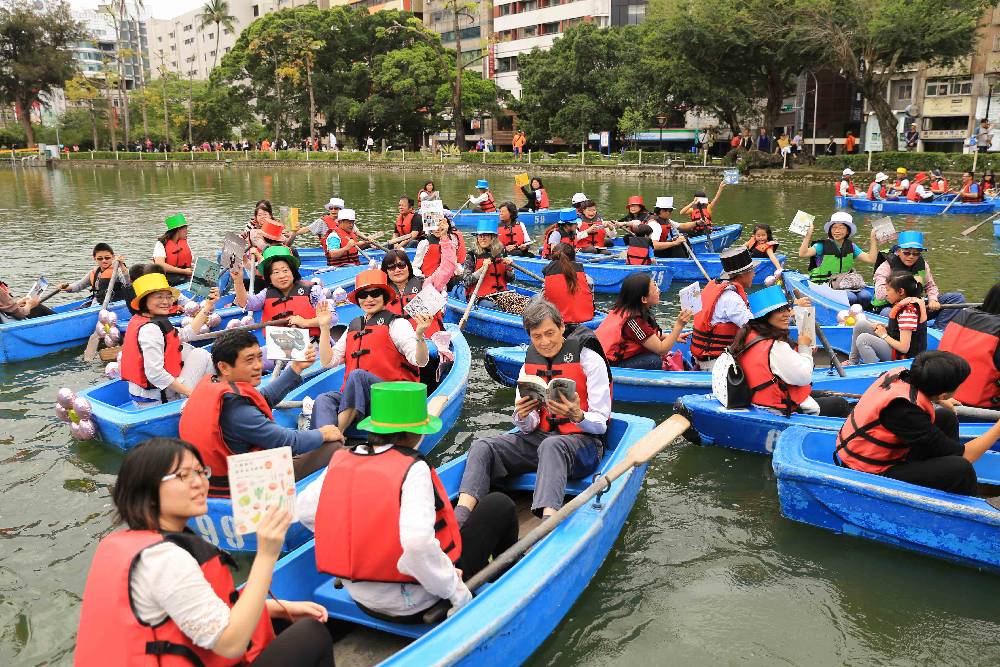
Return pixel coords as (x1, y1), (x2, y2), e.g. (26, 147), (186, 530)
(164, 213), (188, 231)
(259, 244), (300, 275)
(357, 382), (443, 435)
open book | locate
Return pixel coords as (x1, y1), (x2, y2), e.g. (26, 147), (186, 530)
(517, 371), (577, 404)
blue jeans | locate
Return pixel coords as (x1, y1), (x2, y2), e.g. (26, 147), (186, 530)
(879, 291), (964, 330)
(309, 369), (382, 429)
(847, 287), (874, 310)
(613, 352), (662, 370)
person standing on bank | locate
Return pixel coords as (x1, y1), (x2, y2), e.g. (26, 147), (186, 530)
(299, 382), (518, 622)
(872, 230), (965, 329)
(153, 213), (194, 287)
(977, 119), (994, 153)
(835, 351), (1000, 495)
(456, 301), (612, 520)
(74, 438), (334, 666)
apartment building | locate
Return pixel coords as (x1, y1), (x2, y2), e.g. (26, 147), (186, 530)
(325, 0), (424, 16)
(72, 7), (149, 91)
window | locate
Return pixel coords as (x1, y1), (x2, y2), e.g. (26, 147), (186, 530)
(186, 55), (195, 62)
(627, 4), (645, 23)
(253, 5), (259, 16)
(157, 35), (162, 42)
(207, 33), (214, 40)
(925, 79), (950, 96)
(496, 55), (518, 73)
(951, 79), (972, 95)
(168, 31), (174, 38)
(522, 24), (537, 37)
(522, 0), (538, 11)
(224, 47), (231, 54)
(539, 21), (559, 35)
(183, 24), (192, 31)
(891, 80), (912, 103)
(170, 45), (176, 51)
(498, 4), (512, 15)
(184, 37), (194, 45)
(223, 28), (233, 35)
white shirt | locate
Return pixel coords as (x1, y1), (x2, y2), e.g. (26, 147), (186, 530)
(327, 316), (427, 368)
(469, 192), (491, 205)
(837, 179), (852, 196)
(764, 339), (820, 415)
(297, 446), (472, 616)
(127, 322), (197, 400)
(914, 184), (933, 201)
(513, 347), (611, 435)
(710, 286), (753, 329)
(152, 241), (167, 260)
(546, 230), (587, 247)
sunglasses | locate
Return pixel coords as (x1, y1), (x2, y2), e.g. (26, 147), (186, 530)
(356, 288), (384, 300)
(384, 263), (407, 271)
(900, 249), (922, 257)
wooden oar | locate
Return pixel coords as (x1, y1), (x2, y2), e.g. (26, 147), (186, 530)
(961, 210), (1000, 236)
(188, 317), (289, 342)
(813, 390), (1000, 421)
(938, 193), (962, 216)
(354, 229), (390, 252)
(681, 237), (712, 282)
(83, 259), (122, 361)
(458, 268), (490, 330)
(790, 286), (846, 378)
(422, 414), (692, 624)
(36, 286), (64, 306)
(509, 261), (544, 284)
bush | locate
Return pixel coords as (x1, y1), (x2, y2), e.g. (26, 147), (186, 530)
(813, 151), (1000, 174)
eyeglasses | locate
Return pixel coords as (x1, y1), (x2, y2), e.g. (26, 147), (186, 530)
(384, 263), (407, 271)
(900, 250), (922, 257)
(161, 467), (211, 484)
(356, 288), (383, 300)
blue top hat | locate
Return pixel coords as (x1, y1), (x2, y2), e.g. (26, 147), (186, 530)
(748, 285), (790, 319)
(475, 218), (498, 235)
(476, 179), (489, 189)
(558, 207), (579, 223)
(896, 230), (926, 250)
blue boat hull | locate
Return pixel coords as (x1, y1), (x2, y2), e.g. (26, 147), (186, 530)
(845, 196), (994, 215)
(510, 256), (674, 293)
(485, 325), (910, 405)
(607, 223), (743, 255)
(452, 209), (561, 229)
(266, 413), (655, 666)
(676, 391), (991, 456)
(443, 285), (605, 344)
(191, 324), (472, 554)
(773, 427), (1000, 572)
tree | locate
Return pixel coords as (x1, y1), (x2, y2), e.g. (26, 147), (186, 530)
(197, 0), (237, 72)
(65, 73), (103, 149)
(0, 0), (84, 146)
(794, 0), (989, 150)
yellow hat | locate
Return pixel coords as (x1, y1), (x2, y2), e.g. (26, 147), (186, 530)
(131, 272), (180, 310)
(896, 167), (907, 174)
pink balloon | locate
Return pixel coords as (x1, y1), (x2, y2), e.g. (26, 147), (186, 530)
(184, 301), (201, 317)
(76, 419), (97, 440)
(104, 362), (120, 380)
(56, 387), (76, 409)
(94, 321), (105, 335)
(240, 315), (255, 327)
(70, 421), (82, 439)
(225, 319), (240, 330)
(105, 311), (118, 325)
(98, 309), (111, 325)
(108, 327), (121, 343)
(208, 313), (222, 328)
(72, 396), (93, 420)
(55, 403), (71, 423)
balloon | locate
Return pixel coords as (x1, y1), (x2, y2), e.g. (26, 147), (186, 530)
(764, 275), (776, 287)
(845, 315), (856, 326)
(176, 293), (189, 306)
(226, 319), (240, 330)
(849, 304), (863, 314)
(55, 404), (71, 423)
(108, 326), (121, 341)
(208, 313), (222, 328)
(106, 311), (118, 325)
(104, 361), (120, 379)
(116, 350), (123, 364)
(180, 316), (193, 328)
(70, 421), (81, 439)
(184, 300), (200, 317)
(98, 309), (111, 325)
(73, 396), (93, 420)
(76, 419), (96, 440)
(836, 309), (849, 324)
(854, 312), (866, 324)
(240, 315), (255, 327)
(94, 321), (106, 335)
(56, 387), (76, 408)
(103, 334), (115, 347)
(198, 324), (209, 334)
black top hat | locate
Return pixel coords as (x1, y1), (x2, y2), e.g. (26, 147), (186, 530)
(719, 247), (755, 279)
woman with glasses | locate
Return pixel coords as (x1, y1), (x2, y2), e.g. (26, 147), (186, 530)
(797, 211), (878, 309)
(75, 437), (334, 666)
(311, 270), (432, 433)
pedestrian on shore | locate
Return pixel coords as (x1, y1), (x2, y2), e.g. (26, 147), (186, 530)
(977, 119), (994, 153)
(756, 128), (770, 152)
(825, 136), (837, 156)
(845, 131), (857, 155)
(905, 123), (920, 151)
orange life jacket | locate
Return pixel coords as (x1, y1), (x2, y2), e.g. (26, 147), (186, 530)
(961, 180), (984, 202)
(737, 331), (813, 415)
(262, 280), (318, 337)
(75, 530), (274, 666)
(540, 225), (574, 259)
(835, 371), (935, 473)
(395, 210), (421, 240)
(420, 233), (464, 277)
(477, 191), (496, 213)
(314, 446), (461, 582)
(318, 214), (338, 247)
(596, 310), (659, 363)
(498, 222), (526, 247)
(542, 262), (594, 324)
(162, 238), (193, 269)
(120, 316), (183, 391)
(836, 179), (857, 196)
(466, 253), (508, 298)
(178, 377), (272, 496)
(689, 280), (748, 360)
(688, 206), (713, 236)
(867, 182), (887, 200)
(626, 236), (653, 265)
(342, 311), (419, 389)
(931, 177), (949, 193)
(578, 218), (606, 248)
(89, 264), (128, 303)
(326, 225), (360, 267)
(939, 310), (1000, 408)
(744, 238), (778, 259)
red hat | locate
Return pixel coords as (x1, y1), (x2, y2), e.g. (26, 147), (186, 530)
(347, 269), (397, 305)
(627, 195), (644, 207)
(914, 172), (928, 183)
(260, 219), (285, 241)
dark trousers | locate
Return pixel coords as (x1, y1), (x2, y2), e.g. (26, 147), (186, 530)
(881, 408), (977, 495)
(254, 618), (333, 667)
(292, 443), (339, 481)
(812, 395), (851, 417)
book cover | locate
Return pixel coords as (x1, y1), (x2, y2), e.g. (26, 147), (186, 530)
(228, 447), (297, 535)
(264, 325), (309, 361)
(789, 210), (815, 237)
(679, 281), (703, 314)
(403, 284), (447, 317)
(189, 257), (222, 299)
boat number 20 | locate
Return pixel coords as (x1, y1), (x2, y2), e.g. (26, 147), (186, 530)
(871, 203), (883, 212)
(193, 514), (245, 550)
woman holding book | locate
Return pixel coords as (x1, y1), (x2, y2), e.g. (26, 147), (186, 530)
(233, 245), (323, 339)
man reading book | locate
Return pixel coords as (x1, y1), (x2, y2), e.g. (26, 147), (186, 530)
(178, 327), (345, 497)
(455, 300), (612, 522)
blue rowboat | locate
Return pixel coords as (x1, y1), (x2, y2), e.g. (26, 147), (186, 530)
(608, 223), (743, 254)
(452, 209), (561, 229)
(675, 390), (992, 456)
(266, 412), (655, 666)
(81, 301), (364, 451)
(773, 426), (1000, 573)
(190, 324), (471, 554)
(508, 256), (674, 294)
(994, 220), (1000, 238)
(846, 196), (994, 215)
(565, 252), (783, 285)
(834, 195), (850, 208)
(485, 325), (908, 405)
(443, 285), (606, 344)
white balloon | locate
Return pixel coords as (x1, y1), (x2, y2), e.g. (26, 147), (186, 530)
(104, 361), (120, 379)
(181, 316), (193, 328)
(849, 304), (863, 314)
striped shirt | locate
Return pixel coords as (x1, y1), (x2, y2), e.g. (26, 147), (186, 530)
(894, 304), (920, 332)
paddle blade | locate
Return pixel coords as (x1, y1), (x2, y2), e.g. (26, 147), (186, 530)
(82, 331), (101, 361)
(623, 414), (691, 468)
(961, 222), (984, 236)
(427, 395), (449, 417)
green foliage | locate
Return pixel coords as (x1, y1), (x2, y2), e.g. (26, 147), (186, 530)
(815, 151), (1000, 173)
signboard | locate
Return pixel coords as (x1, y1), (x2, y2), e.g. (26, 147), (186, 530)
(864, 115), (883, 152)
(600, 131), (610, 148)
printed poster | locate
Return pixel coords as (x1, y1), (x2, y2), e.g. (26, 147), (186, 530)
(26, 276), (49, 301)
(789, 210), (815, 237)
(420, 199), (444, 217)
(872, 216), (896, 244)
(679, 281), (703, 314)
(219, 232), (246, 272)
(404, 284), (447, 317)
(264, 326), (309, 361)
(228, 447), (297, 535)
(793, 306), (817, 348)
(189, 257), (222, 299)
(723, 169), (740, 185)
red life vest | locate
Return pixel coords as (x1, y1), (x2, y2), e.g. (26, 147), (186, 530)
(578, 219), (606, 248)
(120, 316), (183, 390)
(688, 207), (713, 235)
(162, 237), (193, 269)
(522, 336), (604, 435)
(498, 222), (526, 247)
(738, 331), (813, 415)
(906, 181), (926, 202)
(387, 276), (444, 337)
(540, 225), (574, 259)
(886, 302), (927, 360)
(542, 262), (594, 324)
(961, 180), (984, 202)
(75, 530), (274, 666)
(178, 377), (272, 496)
(866, 182), (887, 200)
(395, 210), (421, 239)
(343, 311), (419, 389)
(314, 446), (461, 582)
(835, 371), (935, 473)
(318, 214), (338, 247)
(262, 280), (318, 337)
(835, 179), (857, 196)
(626, 236), (653, 265)
(326, 225), (360, 267)
(536, 189), (549, 208)
(466, 253), (508, 298)
(478, 190), (496, 213)
(931, 177), (949, 193)
(689, 280), (748, 360)
(939, 309), (1000, 408)
(420, 233), (464, 277)
(596, 310), (659, 362)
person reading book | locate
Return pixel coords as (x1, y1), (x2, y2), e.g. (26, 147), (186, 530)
(516, 374), (577, 404)
(456, 300), (612, 521)
(178, 326), (345, 498)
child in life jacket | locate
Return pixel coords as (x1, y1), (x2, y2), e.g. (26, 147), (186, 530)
(461, 219), (515, 310)
(743, 224), (783, 272)
(298, 382), (518, 623)
(624, 224), (655, 265)
(542, 243), (595, 327)
(848, 272), (928, 364)
(311, 270), (432, 434)
(678, 181), (725, 237)
(233, 245), (324, 339)
(730, 285), (850, 417)
(153, 213), (194, 287)
(119, 273), (216, 406)
(595, 272), (692, 370)
(59, 242), (130, 306)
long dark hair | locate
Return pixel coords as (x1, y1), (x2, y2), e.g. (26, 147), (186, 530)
(887, 271), (924, 299)
(530, 177), (544, 190)
(731, 312), (794, 354)
(752, 224), (774, 242)
(112, 438), (204, 531)
(380, 248), (414, 284)
(254, 199), (274, 216)
(157, 226), (184, 246)
(610, 272), (656, 322)
(550, 243), (579, 292)
(980, 281), (1000, 315)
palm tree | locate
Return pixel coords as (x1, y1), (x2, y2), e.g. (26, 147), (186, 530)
(197, 0), (237, 72)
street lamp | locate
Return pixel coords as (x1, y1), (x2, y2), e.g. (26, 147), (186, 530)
(656, 113), (668, 150)
(809, 71), (819, 155)
(985, 74), (1000, 125)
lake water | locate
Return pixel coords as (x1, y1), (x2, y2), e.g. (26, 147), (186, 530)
(1, 164), (999, 665)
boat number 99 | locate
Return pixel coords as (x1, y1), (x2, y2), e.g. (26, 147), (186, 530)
(192, 514), (246, 550)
